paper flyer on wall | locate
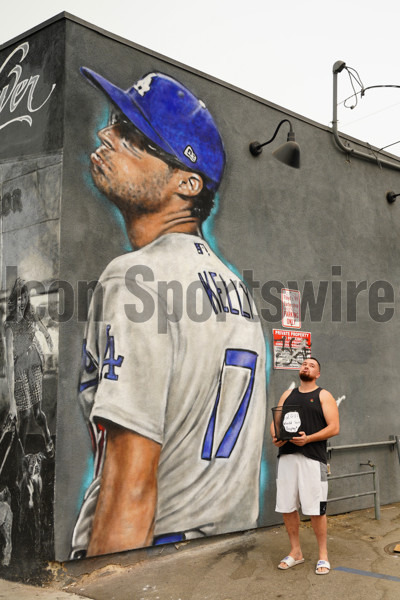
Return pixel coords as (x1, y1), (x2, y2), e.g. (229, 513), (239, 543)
(273, 329), (311, 370)
(281, 288), (301, 328)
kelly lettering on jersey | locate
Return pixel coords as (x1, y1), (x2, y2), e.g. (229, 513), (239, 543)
(198, 271), (254, 319)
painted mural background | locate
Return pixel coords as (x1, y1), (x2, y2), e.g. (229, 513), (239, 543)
(0, 25), (63, 572)
(66, 63), (269, 558)
(0, 157), (61, 567)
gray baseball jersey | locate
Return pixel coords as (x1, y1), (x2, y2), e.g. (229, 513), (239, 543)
(71, 233), (266, 556)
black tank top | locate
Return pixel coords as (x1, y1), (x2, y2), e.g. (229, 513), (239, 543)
(278, 386), (328, 464)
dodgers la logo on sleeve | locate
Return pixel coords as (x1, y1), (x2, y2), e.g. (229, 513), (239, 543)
(80, 325), (124, 392)
(102, 324), (124, 381)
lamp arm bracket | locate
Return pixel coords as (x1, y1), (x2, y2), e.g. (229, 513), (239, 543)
(257, 119), (293, 150)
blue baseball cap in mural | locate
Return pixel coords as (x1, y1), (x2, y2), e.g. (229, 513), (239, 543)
(80, 68), (226, 192)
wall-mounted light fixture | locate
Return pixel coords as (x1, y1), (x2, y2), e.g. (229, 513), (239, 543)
(386, 191), (400, 203)
(249, 119), (300, 169)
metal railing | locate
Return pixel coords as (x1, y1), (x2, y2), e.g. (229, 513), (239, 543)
(327, 460), (380, 520)
(327, 436), (400, 461)
(324, 436), (400, 520)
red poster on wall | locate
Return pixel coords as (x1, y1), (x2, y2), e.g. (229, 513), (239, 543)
(273, 329), (311, 370)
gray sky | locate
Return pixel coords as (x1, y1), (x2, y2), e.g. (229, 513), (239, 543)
(2, 0), (400, 155)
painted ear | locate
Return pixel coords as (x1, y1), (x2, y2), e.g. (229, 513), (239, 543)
(177, 173), (203, 197)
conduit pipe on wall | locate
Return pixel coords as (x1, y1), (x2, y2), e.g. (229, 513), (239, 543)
(332, 60), (400, 173)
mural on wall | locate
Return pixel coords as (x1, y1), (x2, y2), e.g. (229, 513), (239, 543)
(3, 278), (54, 455)
(70, 68), (267, 558)
(0, 206), (60, 568)
(0, 277), (58, 565)
(0, 41), (56, 132)
(0, 153), (62, 567)
(0, 27), (62, 569)
(0, 95), (61, 570)
(0, 29), (64, 160)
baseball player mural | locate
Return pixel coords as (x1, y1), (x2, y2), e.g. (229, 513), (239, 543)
(71, 68), (267, 558)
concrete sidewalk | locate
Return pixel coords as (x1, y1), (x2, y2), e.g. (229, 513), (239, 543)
(1, 503), (400, 599)
(0, 579), (87, 599)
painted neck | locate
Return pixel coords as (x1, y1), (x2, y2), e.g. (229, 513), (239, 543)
(124, 206), (201, 249)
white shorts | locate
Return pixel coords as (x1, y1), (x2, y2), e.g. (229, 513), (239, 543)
(275, 453), (328, 516)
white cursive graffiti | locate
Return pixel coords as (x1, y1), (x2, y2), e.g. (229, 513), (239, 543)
(0, 42), (56, 131)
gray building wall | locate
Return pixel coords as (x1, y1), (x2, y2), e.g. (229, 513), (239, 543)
(1, 13), (399, 572)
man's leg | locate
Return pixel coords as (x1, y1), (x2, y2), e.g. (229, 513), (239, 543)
(298, 456), (329, 573)
(278, 510), (303, 568)
(310, 515), (329, 573)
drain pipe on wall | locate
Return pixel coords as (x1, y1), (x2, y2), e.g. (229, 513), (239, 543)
(332, 60), (400, 173)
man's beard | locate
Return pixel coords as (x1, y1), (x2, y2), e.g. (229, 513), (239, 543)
(91, 163), (171, 217)
(299, 372), (314, 382)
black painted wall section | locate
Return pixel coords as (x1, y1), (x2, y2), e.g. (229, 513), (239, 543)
(0, 21), (65, 159)
(0, 22), (65, 577)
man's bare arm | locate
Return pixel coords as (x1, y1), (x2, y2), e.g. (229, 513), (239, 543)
(87, 424), (161, 557)
(270, 388), (292, 447)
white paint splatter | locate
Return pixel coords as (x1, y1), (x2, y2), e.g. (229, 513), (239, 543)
(336, 395), (345, 407)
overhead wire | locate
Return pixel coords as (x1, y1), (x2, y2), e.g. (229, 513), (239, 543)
(336, 64), (400, 154)
(378, 140), (400, 153)
(341, 66), (365, 109)
(339, 84), (400, 109)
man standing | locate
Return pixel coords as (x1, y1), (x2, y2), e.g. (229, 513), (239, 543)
(270, 357), (339, 575)
(71, 69), (266, 558)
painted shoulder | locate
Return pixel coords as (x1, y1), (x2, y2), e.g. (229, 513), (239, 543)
(99, 233), (219, 281)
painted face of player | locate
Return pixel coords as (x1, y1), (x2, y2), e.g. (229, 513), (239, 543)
(299, 358), (320, 382)
(90, 110), (180, 214)
(15, 289), (29, 321)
